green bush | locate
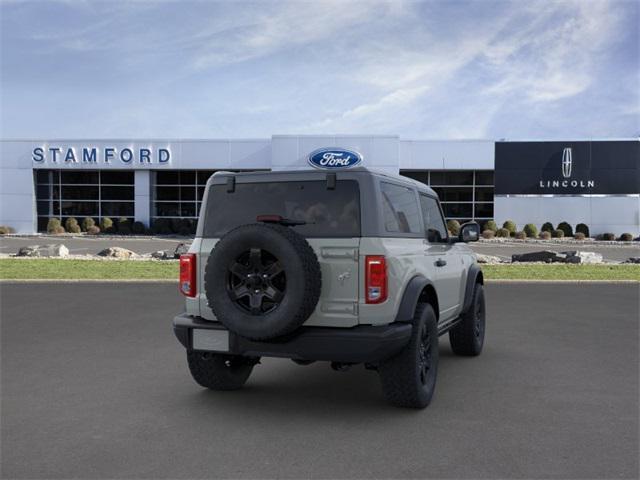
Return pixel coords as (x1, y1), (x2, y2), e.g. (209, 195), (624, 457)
(81, 217), (96, 232)
(151, 218), (172, 235)
(46, 218), (61, 234)
(599, 232), (615, 241)
(100, 217), (114, 233)
(0, 225), (15, 234)
(177, 218), (195, 235)
(117, 218), (131, 234)
(539, 231), (551, 240)
(575, 223), (590, 238)
(514, 231), (527, 240)
(64, 217), (81, 234)
(541, 222), (554, 233)
(496, 228), (510, 238)
(52, 225), (66, 234)
(502, 220), (517, 236)
(618, 233), (633, 241)
(574, 232), (586, 240)
(523, 223), (538, 238)
(481, 229), (495, 239)
(86, 225), (100, 235)
(132, 221), (146, 234)
(446, 219), (461, 236)
(483, 220), (498, 233)
(552, 229), (565, 238)
(557, 221), (573, 238)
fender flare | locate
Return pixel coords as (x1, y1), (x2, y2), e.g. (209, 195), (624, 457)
(393, 275), (435, 323)
(461, 264), (483, 314)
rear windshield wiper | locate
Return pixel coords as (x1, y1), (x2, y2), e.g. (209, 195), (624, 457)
(256, 215), (307, 227)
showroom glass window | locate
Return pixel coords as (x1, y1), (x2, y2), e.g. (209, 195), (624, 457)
(35, 170), (134, 231)
(151, 170), (267, 226)
(400, 170), (494, 223)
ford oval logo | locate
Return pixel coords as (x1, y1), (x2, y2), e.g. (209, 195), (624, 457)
(307, 148), (363, 169)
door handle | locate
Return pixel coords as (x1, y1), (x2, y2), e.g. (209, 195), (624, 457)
(435, 258), (447, 267)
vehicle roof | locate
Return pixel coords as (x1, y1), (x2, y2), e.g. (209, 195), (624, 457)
(209, 167), (437, 196)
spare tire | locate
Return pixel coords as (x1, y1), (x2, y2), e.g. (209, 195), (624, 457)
(205, 223), (321, 340)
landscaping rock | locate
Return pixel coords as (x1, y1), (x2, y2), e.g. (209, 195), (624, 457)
(512, 250), (564, 263)
(173, 242), (190, 259)
(511, 250), (603, 264)
(151, 250), (171, 260)
(17, 244), (69, 258)
(562, 251), (603, 264)
(475, 253), (503, 264)
(97, 247), (137, 259)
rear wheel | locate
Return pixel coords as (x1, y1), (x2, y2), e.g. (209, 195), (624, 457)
(187, 351), (257, 390)
(449, 283), (485, 356)
(378, 303), (439, 408)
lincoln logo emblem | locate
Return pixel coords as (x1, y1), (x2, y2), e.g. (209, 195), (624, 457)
(561, 147), (572, 178)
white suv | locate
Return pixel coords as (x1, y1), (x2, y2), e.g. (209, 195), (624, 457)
(173, 168), (485, 408)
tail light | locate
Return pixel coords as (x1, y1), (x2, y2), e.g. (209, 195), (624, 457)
(179, 254), (197, 297)
(365, 255), (387, 304)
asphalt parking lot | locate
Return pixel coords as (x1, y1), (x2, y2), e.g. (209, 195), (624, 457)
(1, 282), (638, 479)
(1, 236), (639, 261)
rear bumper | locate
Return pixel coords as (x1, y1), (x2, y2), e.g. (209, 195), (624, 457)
(173, 313), (412, 364)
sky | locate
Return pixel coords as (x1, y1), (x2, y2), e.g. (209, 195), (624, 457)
(1, 0), (638, 140)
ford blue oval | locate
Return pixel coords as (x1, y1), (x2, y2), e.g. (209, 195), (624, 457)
(307, 148), (363, 169)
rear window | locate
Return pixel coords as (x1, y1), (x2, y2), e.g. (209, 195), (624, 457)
(203, 180), (361, 238)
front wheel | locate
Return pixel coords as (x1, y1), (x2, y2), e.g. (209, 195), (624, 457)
(378, 303), (439, 408)
(187, 351), (257, 390)
(449, 283), (485, 356)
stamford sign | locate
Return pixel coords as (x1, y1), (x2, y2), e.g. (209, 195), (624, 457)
(32, 146), (171, 165)
(307, 148), (363, 169)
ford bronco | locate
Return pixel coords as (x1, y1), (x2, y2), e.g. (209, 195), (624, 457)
(173, 168), (485, 408)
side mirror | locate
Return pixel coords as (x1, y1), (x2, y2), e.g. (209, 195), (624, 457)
(459, 222), (480, 242)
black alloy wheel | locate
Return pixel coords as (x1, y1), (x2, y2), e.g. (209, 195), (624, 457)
(226, 248), (286, 315)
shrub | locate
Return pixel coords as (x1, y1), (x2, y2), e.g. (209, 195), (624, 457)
(541, 222), (554, 233)
(573, 232), (586, 240)
(514, 231), (527, 240)
(618, 233), (633, 242)
(177, 218), (195, 235)
(575, 223), (590, 238)
(64, 217), (81, 234)
(552, 229), (565, 238)
(523, 223), (538, 238)
(598, 232), (615, 241)
(483, 220), (498, 233)
(446, 220), (461, 236)
(52, 225), (66, 234)
(502, 220), (517, 236)
(151, 218), (172, 235)
(557, 221), (573, 238)
(539, 231), (551, 240)
(117, 217), (131, 234)
(496, 228), (510, 238)
(100, 217), (114, 233)
(46, 218), (61, 233)
(132, 221), (146, 234)
(481, 229), (495, 239)
(0, 225), (15, 234)
(86, 225), (101, 235)
(81, 217), (96, 232)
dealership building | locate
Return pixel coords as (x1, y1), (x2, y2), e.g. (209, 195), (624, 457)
(0, 135), (638, 235)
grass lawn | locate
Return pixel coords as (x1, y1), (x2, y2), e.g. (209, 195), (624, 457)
(0, 258), (638, 281)
(481, 263), (640, 281)
(0, 259), (178, 280)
